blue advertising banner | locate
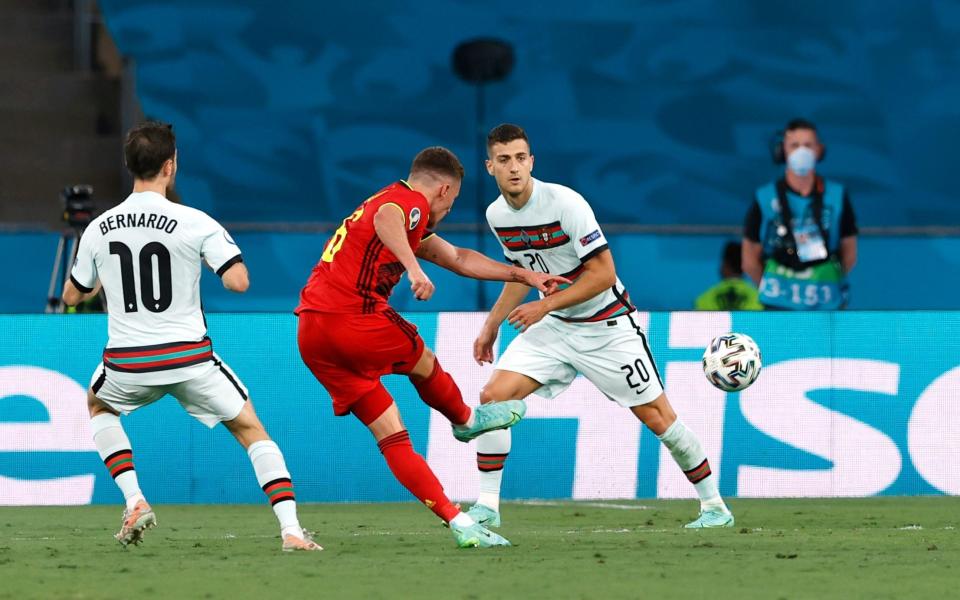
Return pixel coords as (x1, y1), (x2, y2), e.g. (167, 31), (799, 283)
(1, 312), (957, 505)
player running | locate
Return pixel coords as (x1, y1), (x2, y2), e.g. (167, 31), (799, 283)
(467, 124), (735, 529)
(63, 121), (321, 552)
(295, 147), (568, 548)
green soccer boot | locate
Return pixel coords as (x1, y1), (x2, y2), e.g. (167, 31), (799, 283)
(453, 400), (526, 442)
(684, 508), (735, 529)
(450, 521), (511, 548)
(466, 503), (501, 528)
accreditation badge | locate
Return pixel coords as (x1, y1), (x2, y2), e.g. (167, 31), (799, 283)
(793, 222), (829, 263)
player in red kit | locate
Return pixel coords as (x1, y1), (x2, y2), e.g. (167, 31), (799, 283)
(296, 147), (567, 548)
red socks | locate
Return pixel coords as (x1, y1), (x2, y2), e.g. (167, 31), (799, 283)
(377, 430), (459, 523)
(411, 359), (471, 425)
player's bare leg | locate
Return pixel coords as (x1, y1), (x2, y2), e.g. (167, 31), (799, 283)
(88, 390), (156, 546)
(631, 393), (733, 528)
(467, 370), (542, 527)
(360, 392), (509, 548)
(407, 347), (526, 442)
(222, 402), (321, 551)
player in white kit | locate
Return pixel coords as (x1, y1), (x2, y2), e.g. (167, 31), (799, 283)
(62, 122), (321, 551)
(467, 124), (734, 529)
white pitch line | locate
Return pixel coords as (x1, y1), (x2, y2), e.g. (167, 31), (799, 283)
(516, 500), (652, 510)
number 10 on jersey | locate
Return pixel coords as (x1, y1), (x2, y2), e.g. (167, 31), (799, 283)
(109, 241), (172, 313)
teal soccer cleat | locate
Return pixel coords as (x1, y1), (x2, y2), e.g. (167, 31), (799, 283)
(453, 400), (526, 442)
(466, 503), (501, 528)
(684, 508), (735, 529)
(450, 521), (511, 548)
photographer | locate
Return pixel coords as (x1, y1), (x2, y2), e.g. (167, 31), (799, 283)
(742, 118), (858, 310)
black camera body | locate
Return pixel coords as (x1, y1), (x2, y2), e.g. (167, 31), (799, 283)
(61, 184), (95, 230)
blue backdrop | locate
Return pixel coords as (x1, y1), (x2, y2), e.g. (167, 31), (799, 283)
(97, 0), (960, 227)
(5, 231), (960, 313)
(1, 311), (958, 505)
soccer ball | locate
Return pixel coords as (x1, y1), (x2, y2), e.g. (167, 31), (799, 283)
(702, 333), (762, 392)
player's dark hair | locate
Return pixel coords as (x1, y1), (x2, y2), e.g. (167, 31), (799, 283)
(410, 146), (465, 181)
(124, 121), (176, 180)
(486, 123), (531, 154)
(784, 117), (817, 134)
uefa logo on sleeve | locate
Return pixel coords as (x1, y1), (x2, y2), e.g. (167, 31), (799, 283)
(409, 207), (421, 230)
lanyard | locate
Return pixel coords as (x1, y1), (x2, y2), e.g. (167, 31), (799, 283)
(774, 177), (830, 268)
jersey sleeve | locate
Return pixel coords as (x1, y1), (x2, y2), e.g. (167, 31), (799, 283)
(198, 214), (243, 276)
(377, 187), (428, 232)
(562, 193), (609, 263)
(743, 200), (762, 242)
(839, 191), (858, 238)
(69, 228), (99, 293)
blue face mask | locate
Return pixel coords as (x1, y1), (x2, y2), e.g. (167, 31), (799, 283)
(787, 146), (817, 176)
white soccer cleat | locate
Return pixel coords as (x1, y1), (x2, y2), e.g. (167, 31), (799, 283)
(684, 508), (735, 529)
(281, 530), (323, 552)
(115, 500), (157, 547)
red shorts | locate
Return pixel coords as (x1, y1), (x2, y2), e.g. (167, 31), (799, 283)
(297, 309), (425, 417)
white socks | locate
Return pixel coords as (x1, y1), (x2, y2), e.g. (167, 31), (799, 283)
(475, 428), (511, 513)
(90, 413), (145, 510)
(449, 512), (476, 527)
(247, 440), (302, 538)
(91, 418), (307, 536)
(657, 420), (727, 512)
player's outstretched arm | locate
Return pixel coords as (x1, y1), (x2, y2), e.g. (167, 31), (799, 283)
(373, 204), (434, 300)
(416, 235), (569, 293)
(474, 281), (531, 364)
(221, 262), (250, 293)
(506, 249), (617, 332)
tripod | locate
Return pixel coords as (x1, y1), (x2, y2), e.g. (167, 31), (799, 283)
(45, 226), (85, 313)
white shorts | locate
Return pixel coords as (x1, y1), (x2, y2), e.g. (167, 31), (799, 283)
(497, 313), (664, 408)
(89, 353), (248, 428)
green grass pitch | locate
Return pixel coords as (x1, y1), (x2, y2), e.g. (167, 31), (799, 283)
(1, 498), (957, 599)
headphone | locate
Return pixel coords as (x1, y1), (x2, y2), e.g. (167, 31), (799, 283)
(770, 118), (826, 164)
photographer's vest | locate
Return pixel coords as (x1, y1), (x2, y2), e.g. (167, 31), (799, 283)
(755, 178), (848, 310)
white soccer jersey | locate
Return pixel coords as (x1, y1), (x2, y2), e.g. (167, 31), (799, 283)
(486, 178), (635, 322)
(71, 191), (242, 384)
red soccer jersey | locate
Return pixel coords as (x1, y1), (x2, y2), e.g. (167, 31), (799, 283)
(296, 181), (433, 315)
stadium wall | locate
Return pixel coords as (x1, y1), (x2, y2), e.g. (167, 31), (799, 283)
(5, 232), (960, 313)
(1, 311), (957, 506)
(96, 0), (960, 228)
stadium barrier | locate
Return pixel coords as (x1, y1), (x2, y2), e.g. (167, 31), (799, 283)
(6, 231), (960, 313)
(1, 311), (957, 506)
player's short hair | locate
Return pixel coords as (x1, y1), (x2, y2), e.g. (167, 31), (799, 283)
(410, 146), (465, 181)
(124, 121), (176, 180)
(784, 117), (817, 134)
(486, 123), (531, 154)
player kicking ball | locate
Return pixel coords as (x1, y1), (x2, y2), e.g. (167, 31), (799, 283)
(63, 122), (321, 552)
(467, 124), (735, 530)
(295, 147), (568, 548)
